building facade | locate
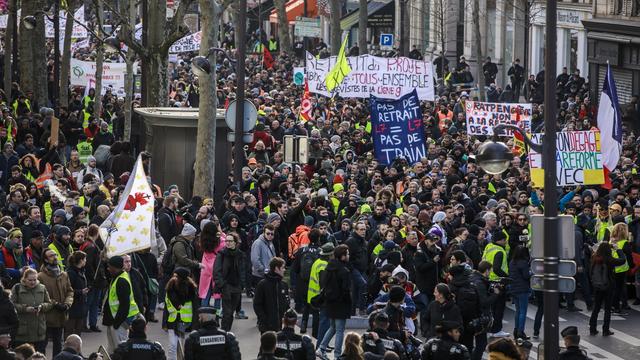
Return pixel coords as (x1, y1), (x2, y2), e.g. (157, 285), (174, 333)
(582, 0), (640, 104)
(529, 1), (592, 78)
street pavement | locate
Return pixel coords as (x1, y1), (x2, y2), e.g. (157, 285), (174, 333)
(56, 297), (640, 360)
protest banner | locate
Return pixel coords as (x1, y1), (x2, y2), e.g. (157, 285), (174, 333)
(529, 130), (604, 187)
(169, 31), (202, 53)
(70, 59), (127, 95)
(45, 6), (87, 39)
(305, 52), (434, 100)
(370, 89), (426, 165)
(465, 101), (532, 136)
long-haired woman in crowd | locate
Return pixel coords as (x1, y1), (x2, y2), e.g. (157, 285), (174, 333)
(164, 267), (197, 360)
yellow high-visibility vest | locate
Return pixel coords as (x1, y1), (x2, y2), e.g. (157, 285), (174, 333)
(43, 201), (53, 225)
(108, 272), (140, 319)
(165, 294), (193, 323)
(307, 258), (328, 303)
(613, 239), (630, 273)
(268, 39), (278, 51)
(482, 243), (508, 281)
(47, 242), (73, 271)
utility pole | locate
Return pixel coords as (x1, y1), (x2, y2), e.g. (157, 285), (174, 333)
(54, 0), (61, 114)
(234, 0), (247, 183)
(542, 0), (559, 358)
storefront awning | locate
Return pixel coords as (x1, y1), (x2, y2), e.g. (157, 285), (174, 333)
(340, 0), (394, 30)
(269, 0), (318, 24)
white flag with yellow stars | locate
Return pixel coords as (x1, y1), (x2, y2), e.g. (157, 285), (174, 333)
(101, 155), (155, 257)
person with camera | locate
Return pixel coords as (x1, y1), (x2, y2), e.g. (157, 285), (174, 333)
(362, 311), (405, 359)
(274, 309), (315, 360)
(420, 320), (470, 360)
(447, 250), (480, 355)
(481, 230), (510, 338)
(468, 261), (499, 360)
(37, 248), (73, 357)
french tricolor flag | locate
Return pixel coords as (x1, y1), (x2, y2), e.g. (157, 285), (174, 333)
(597, 64), (622, 190)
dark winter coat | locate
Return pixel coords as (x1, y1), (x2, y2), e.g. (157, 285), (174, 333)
(423, 300), (463, 338)
(253, 271), (290, 333)
(469, 271), (497, 316)
(345, 232), (368, 273)
(158, 207), (179, 246)
(320, 259), (352, 319)
(52, 347), (83, 360)
(66, 266), (87, 319)
(508, 259), (532, 295)
(414, 243), (440, 295)
(0, 290), (18, 335)
(213, 248), (245, 292)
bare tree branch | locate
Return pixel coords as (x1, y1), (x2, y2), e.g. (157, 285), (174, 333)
(161, 0), (196, 52)
(101, 0), (147, 56)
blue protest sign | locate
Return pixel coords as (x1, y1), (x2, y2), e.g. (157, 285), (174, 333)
(370, 89), (426, 165)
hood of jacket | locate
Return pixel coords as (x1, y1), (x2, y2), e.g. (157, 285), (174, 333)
(294, 224), (310, 236)
(449, 264), (472, 287)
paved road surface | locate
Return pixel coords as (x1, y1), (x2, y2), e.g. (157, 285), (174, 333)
(48, 297), (640, 360)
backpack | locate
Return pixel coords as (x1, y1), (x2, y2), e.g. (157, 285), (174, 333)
(591, 262), (609, 291)
(452, 282), (480, 322)
(299, 247), (320, 282)
(161, 241), (177, 276)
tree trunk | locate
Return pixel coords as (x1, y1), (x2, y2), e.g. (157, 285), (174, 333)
(143, 0), (168, 106)
(3, 0), (16, 95)
(358, 0), (368, 54)
(192, 0), (222, 198)
(94, 0), (104, 116)
(60, 1), (78, 109)
(473, 0), (485, 100)
(123, 0), (136, 141)
(19, 0), (48, 108)
(329, 0), (341, 55)
(274, 0), (292, 54)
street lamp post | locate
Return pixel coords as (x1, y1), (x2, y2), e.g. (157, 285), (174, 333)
(478, 118), (560, 356)
(235, 0), (247, 185)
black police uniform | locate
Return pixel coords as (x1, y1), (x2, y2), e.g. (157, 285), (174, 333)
(111, 337), (166, 360)
(420, 335), (470, 360)
(274, 327), (315, 360)
(558, 346), (591, 360)
(362, 328), (406, 359)
(184, 320), (241, 360)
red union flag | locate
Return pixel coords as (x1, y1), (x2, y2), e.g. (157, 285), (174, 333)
(300, 81), (312, 122)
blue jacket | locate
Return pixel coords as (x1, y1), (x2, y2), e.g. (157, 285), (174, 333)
(368, 292), (417, 318)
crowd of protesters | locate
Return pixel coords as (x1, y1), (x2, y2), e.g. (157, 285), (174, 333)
(1, 11), (640, 360)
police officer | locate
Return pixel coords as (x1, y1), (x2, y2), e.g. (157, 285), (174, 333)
(559, 326), (590, 360)
(184, 307), (241, 360)
(111, 317), (166, 360)
(362, 311), (405, 358)
(421, 321), (470, 360)
(274, 309), (314, 360)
